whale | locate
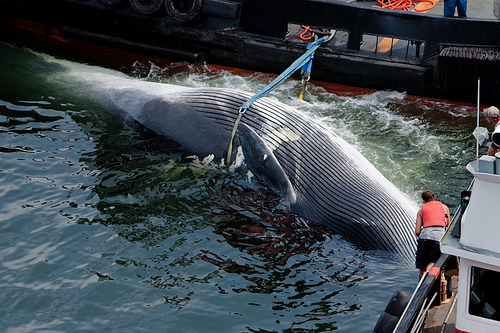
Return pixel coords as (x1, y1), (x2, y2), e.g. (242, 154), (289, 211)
(57, 63), (418, 258)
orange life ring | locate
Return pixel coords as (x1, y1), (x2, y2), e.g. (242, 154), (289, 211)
(165, 0), (203, 23)
(130, 0), (164, 15)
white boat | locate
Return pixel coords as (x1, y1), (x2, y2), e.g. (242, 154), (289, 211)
(375, 153), (500, 333)
(440, 157), (500, 333)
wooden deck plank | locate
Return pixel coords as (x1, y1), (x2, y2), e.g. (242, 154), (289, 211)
(424, 275), (458, 333)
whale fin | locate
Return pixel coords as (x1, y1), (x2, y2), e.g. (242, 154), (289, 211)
(238, 123), (297, 205)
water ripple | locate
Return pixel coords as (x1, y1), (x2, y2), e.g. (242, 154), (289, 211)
(0, 41), (477, 332)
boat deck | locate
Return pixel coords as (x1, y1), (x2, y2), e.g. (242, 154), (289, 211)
(345, 0), (497, 20)
(288, 0), (500, 80)
(423, 275), (458, 333)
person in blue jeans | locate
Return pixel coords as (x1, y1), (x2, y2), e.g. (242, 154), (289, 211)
(444, 0), (467, 17)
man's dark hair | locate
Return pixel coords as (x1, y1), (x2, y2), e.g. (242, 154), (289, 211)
(422, 189), (435, 202)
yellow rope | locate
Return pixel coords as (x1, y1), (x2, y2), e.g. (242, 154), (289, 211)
(226, 108), (245, 169)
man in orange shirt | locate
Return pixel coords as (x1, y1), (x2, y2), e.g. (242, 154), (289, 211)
(415, 190), (450, 277)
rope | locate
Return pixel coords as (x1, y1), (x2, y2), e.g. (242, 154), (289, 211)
(375, 0), (438, 11)
(298, 38), (316, 104)
(226, 108), (245, 168)
(225, 30), (336, 168)
(414, 0), (439, 12)
(377, 0), (413, 10)
(300, 25), (318, 41)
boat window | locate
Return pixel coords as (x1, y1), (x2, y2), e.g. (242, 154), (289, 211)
(469, 266), (500, 321)
(360, 34), (424, 60)
(286, 24), (345, 49)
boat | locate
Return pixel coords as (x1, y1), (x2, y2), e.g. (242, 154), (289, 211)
(374, 149), (500, 332)
(2, 0), (500, 104)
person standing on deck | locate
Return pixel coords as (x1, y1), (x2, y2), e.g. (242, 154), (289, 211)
(415, 190), (450, 278)
(443, 0), (467, 17)
(484, 106), (500, 156)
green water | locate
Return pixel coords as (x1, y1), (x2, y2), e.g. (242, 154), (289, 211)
(0, 41), (481, 332)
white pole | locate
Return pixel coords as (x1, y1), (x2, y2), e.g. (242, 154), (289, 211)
(392, 272), (429, 333)
(477, 78), (480, 159)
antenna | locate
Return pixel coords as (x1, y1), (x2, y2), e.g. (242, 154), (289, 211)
(473, 78), (489, 156)
(477, 78), (480, 159)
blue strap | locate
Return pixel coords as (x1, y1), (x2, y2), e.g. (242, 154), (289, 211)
(240, 30), (336, 111)
(226, 30), (336, 168)
(301, 41), (315, 78)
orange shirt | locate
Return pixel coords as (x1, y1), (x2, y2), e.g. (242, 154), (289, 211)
(422, 200), (446, 228)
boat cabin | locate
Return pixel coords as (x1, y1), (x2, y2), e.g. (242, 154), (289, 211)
(441, 157), (500, 333)
(375, 155), (500, 333)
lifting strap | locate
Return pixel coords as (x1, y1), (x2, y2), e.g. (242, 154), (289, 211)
(226, 30), (336, 168)
(299, 38), (316, 104)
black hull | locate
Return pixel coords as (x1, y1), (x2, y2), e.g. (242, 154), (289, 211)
(2, 0), (500, 104)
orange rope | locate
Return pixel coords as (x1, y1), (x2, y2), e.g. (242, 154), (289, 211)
(414, 0), (439, 12)
(376, 0), (413, 10)
(300, 25), (318, 41)
(374, 0), (438, 11)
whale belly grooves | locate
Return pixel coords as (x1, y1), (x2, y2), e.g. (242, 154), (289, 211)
(108, 85), (417, 258)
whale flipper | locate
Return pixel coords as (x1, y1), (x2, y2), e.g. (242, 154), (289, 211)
(238, 123), (297, 205)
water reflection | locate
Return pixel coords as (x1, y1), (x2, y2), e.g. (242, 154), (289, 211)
(0, 41), (433, 332)
(69, 108), (372, 331)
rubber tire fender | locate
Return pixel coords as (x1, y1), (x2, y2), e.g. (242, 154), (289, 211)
(165, 0), (203, 23)
(130, 0), (164, 14)
(373, 312), (399, 333)
(98, 0), (125, 6)
(384, 290), (410, 318)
